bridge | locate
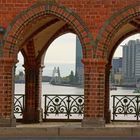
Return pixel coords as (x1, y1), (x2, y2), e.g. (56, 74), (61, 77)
(0, 0), (140, 127)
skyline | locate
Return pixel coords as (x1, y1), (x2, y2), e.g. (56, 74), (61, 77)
(114, 33), (140, 57)
(16, 33), (140, 76)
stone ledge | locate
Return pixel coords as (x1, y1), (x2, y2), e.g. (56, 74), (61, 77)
(0, 127), (139, 136)
(59, 127), (132, 136)
(0, 118), (16, 127)
(82, 118), (105, 127)
(0, 128), (58, 136)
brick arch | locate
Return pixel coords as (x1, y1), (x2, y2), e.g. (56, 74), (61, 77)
(95, 2), (140, 123)
(3, 1), (94, 59)
(37, 24), (75, 62)
(95, 2), (140, 60)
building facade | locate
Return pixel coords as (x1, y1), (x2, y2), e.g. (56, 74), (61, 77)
(122, 39), (140, 86)
(111, 57), (122, 85)
(75, 36), (84, 85)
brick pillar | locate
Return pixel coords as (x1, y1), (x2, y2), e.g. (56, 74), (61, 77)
(82, 58), (106, 127)
(0, 58), (16, 127)
(23, 63), (43, 123)
(104, 64), (112, 123)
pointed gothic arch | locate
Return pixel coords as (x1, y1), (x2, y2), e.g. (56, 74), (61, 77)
(3, 1), (95, 60)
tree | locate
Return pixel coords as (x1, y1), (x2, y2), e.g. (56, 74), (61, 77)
(69, 70), (75, 84)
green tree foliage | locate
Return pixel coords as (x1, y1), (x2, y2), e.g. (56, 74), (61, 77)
(69, 70), (75, 84)
(62, 70), (80, 85)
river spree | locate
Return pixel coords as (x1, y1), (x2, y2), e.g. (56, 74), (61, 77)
(15, 82), (84, 95)
(15, 82), (136, 95)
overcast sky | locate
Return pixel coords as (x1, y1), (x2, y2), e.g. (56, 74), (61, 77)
(45, 33), (76, 64)
(45, 33), (140, 61)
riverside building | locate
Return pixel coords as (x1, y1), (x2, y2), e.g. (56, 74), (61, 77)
(75, 36), (84, 86)
(111, 57), (122, 85)
(122, 39), (140, 87)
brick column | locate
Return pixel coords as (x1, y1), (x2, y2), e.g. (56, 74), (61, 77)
(82, 58), (107, 127)
(0, 58), (16, 127)
(23, 63), (43, 123)
(104, 64), (112, 123)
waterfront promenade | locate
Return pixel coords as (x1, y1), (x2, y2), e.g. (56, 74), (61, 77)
(0, 136), (139, 140)
(0, 122), (140, 137)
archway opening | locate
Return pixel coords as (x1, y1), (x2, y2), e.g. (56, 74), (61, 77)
(42, 33), (84, 121)
(6, 6), (89, 123)
(14, 51), (25, 120)
(109, 33), (140, 122)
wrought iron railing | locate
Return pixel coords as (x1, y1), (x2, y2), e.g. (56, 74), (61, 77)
(14, 94), (25, 119)
(43, 94), (84, 120)
(111, 95), (140, 121)
(14, 94), (140, 122)
(14, 94), (84, 120)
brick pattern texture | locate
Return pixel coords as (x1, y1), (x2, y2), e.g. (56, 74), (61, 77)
(0, 0), (139, 125)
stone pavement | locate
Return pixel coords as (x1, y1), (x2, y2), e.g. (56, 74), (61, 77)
(0, 122), (139, 137)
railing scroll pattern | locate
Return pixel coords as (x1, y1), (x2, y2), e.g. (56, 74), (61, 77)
(14, 94), (140, 122)
(14, 94), (25, 119)
(14, 94), (84, 120)
(112, 95), (140, 121)
(43, 94), (84, 120)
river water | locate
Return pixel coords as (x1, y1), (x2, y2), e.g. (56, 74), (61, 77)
(15, 83), (139, 120)
(15, 82), (136, 95)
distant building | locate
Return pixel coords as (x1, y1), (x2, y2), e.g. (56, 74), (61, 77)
(75, 36), (84, 85)
(15, 71), (25, 83)
(122, 39), (140, 87)
(112, 57), (122, 73)
(111, 57), (122, 85)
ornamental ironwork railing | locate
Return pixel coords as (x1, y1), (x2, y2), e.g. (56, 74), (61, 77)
(14, 94), (84, 120)
(14, 94), (25, 119)
(43, 94), (84, 120)
(111, 95), (140, 121)
(14, 94), (140, 121)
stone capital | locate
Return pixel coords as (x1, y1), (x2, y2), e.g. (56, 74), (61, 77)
(82, 58), (108, 66)
(23, 62), (44, 70)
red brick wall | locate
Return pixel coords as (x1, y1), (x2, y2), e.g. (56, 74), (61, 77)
(1, 0), (138, 57)
(0, 58), (15, 118)
(0, 0), (139, 61)
(0, 1), (136, 34)
(0, 0), (139, 125)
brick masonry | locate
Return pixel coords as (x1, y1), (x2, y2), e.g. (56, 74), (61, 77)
(0, 0), (140, 126)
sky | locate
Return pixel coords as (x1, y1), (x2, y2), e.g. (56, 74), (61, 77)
(44, 33), (76, 64)
(16, 33), (140, 76)
(17, 33), (76, 64)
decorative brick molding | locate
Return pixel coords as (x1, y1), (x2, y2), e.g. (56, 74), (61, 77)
(96, 2), (140, 59)
(37, 24), (75, 61)
(3, 1), (94, 59)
